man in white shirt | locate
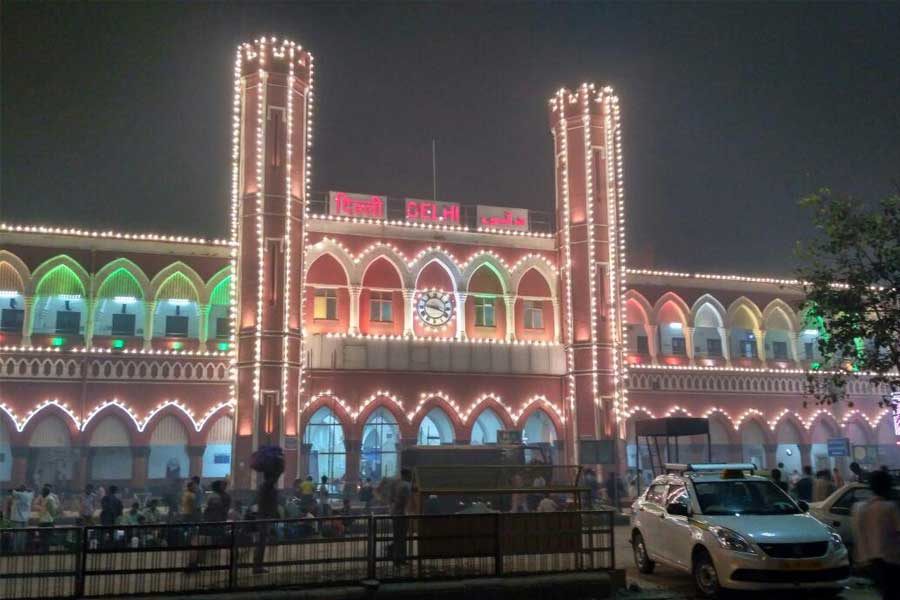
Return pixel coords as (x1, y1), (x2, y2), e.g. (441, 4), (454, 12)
(536, 494), (558, 512)
(10, 485), (34, 552)
(851, 470), (899, 600)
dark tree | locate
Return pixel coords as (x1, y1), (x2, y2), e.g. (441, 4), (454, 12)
(795, 188), (899, 410)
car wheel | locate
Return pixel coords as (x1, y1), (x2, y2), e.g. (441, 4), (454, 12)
(632, 531), (655, 574)
(692, 548), (721, 599)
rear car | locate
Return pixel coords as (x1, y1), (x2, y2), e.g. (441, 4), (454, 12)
(631, 463), (849, 598)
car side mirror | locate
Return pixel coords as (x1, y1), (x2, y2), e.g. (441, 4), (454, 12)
(666, 502), (689, 517)
(797, 500), (809, 512)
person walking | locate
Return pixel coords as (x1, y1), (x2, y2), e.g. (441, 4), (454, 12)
(770, 468), (789, 493)
(832, 467), (845, 489)
(299, 476), (316, 511)
(100, 486), (123, 526)
(851, 470), (899, 600)
(34, 484), (60, 526)
(253, 472), (280, 574)
(10, 485), (34, 552)
(813, 469), (836, 502)
(391, 469), (412, 566)
(80, 484), (98, 525)
(180, 480), (200, 522)
(359, 478), (374, 513)
(794, 466), (814, 502)
(318, 476), (331, 516)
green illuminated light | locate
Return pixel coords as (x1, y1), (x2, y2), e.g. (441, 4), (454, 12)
(51, 337), (65, 347)
(112, 339), (125, 349)
(217, 342), (230, 351)
(810, 362), (821, 370)
(171, 341), (183, 350)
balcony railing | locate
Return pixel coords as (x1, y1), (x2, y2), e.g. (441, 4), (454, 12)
(0, 511), (614, 599)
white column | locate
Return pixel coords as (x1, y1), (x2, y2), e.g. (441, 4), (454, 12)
(646, 324), (659, 365)
(455, 292), (468, 340)
(143, 300), (156, 350)
(348, 285), (361, 335)
(717, 327), (732, 366)
(402, 289), (415, 336)
(684, 326), (696, 365)
(754, 328), (767, 362)
(84, 298), (97, 347)
(789, 332), (802, 366)
(22, 296), (35, 346)
(551, 297), (561, 342)
(504, 294), (516, 341)
(198, 303), (210, 349)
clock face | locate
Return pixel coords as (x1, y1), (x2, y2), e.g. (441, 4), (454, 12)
(416, 291), (454, 326)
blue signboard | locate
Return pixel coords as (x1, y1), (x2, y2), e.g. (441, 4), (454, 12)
(827, 438), (850, 457)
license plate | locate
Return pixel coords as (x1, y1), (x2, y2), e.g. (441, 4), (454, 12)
(783, 560), (823, 570)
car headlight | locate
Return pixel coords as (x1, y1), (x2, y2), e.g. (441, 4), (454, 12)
(709, 526), (757, 554)
(826, 527), (844, 550)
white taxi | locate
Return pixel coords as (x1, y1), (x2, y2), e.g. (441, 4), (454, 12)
(630, 463), (849, 598)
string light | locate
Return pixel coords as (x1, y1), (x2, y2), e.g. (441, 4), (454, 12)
(2, 223), (234, 247)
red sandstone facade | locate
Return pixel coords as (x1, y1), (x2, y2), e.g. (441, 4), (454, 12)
(0, 37), (896, 493)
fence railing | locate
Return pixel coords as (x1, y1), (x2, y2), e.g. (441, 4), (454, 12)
(0, 510), (614, 599)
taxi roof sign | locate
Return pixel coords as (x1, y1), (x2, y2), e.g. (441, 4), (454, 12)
(665, 463), (757, 475)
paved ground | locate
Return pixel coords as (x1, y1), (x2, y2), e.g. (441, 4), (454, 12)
(612, 525), (879, 600)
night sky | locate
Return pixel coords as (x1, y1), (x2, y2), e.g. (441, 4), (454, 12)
(2, 3), (898, 276)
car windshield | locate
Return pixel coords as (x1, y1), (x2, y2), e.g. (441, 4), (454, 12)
(693, 480), (801, 516)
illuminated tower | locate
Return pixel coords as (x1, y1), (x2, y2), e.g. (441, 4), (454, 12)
(232, 37), (314, 488)
(549, 85), (626, 465)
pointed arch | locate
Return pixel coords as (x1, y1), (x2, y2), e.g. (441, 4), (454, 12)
(738, 413), (774, 445)
(510, 255), (558, 297)
(412, 394), (465, 435)
(150, 262), (204, 303)
(415, 406), (457, 445)
(0, 250), (32, 295)
(773, 412), (808, 445)
(515, 397), (564, 436)
(352, 245), (412, 288)
(32, 255), (90, 298)
(465, 396), (514, 429)
(205, 266), (234, 305)
(81, 402), (141, 438)
(93, 259), (151, 299)
(356, 394), (408, 433)
(21, 403), (81, 440)
(301, 394), (354, 443)
(410, 252), (462, 291)
(653, 292), (691, 327)
(304, 239), (353, 283)
(463, 254), (510, 294)
(691, 294), (727, 328)
(726, 297), (763, 330)
(33, 261), (88, 299)
(762, 299), (800, 332)
(624, 290), (653, 325)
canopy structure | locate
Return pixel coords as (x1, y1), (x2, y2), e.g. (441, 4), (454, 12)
(634, 417), (711, 494)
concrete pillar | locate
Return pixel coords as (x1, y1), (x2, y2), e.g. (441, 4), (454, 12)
(789, 332), (802, 366)
(83, 299), (96, 348)
(73, 447), (89, 490)
(754, 328), (767, 362)
(551, 297), (561, 342)
(131, 446), (150, 490)
(798, 443), (813, 469)
(504, 294), (516, 341)
(198, 303), (210, 350)
(684, 326), (696, 364)
(646, 324), (659, 365)
(187, 445), (205, 479)
(402, 290), (415, 336)
(143, 300), (156, 350)
(22, 296), (35, 346)
(344, 439), (361, 487)
(455, 292), (468, 340)
(717, 327), (732, 366)
(298, 442), (313, 479)
(348, 285), (362, 335)
(11, 446), (29, 485)
(763, 443), (778, 470)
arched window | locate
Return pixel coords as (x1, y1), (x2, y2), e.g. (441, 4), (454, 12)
(208, 277), (232, 349)
(154, 272), (200, 342)
(418, 408), (454, 445)
(693, 303), (724, 359)
(94, 268), (145, 340)
(304, 407), (346, 483)
(522, 410), (557, 445)
(148, 415), (189, 479)
(471, 408), (503, 445)
(203, 415), (233, 478)
(361, 407), (399, 480)
(33, 264), (86, 340)
(89, 416), (133, 481)
(764, 308), (794, 362)
(29, 415), (74, 489)
(0, 261), (26, 335)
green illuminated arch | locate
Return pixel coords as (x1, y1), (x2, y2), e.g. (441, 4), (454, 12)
(209, 276), (232, 306)
(35, 264), (85, 298)
(155, 272), (200, 302)
(96, 268), (144, 300)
